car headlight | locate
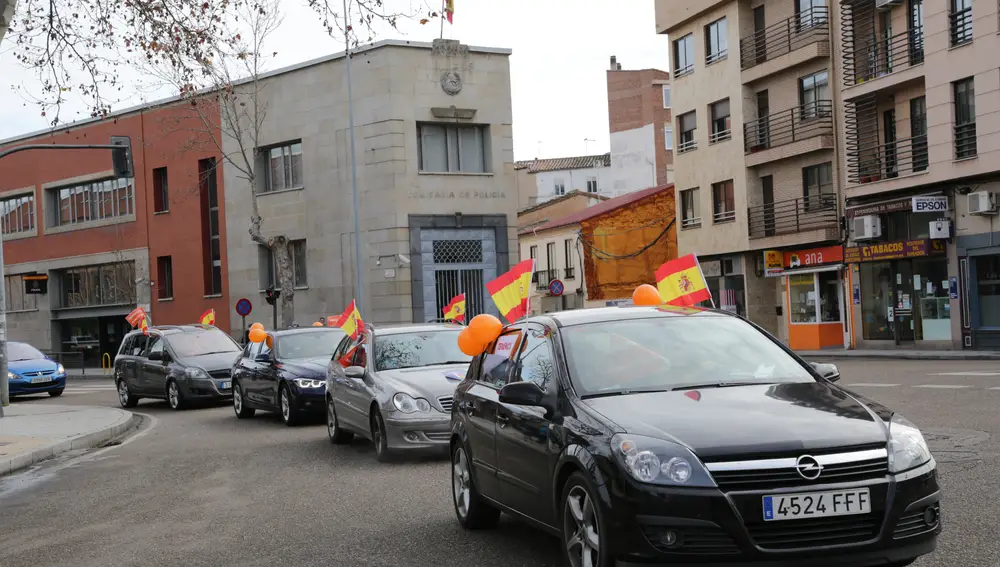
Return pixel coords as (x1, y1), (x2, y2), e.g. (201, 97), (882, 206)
(57, 364), (65, 375)
(294, 378), (325, 388)
(392, 392), (431, 414)
(184, 367), (210, 380)
(611, 433), (717, 488)
(6, 371), (14, 380)
(888, 414), (931, 473)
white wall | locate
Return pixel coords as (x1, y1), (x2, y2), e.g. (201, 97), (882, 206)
(610, 123), (658, 196)
(534, 166), (614, 203)
(518, 226), (585, 315)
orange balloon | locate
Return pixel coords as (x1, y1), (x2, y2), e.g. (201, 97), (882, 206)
(457, 327), (487, 357)
(632, 284), (662, 306)
(250, 322), (264, 331)
(312, 321), (323, 327)
(265, 334), (274, 349)
(468, 314), (503, 344)
(248, 327), (267, 343)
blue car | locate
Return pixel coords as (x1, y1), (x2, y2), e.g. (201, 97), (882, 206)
(7, 342), (67, 398)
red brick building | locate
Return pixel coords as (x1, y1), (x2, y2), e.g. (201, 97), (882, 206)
(0, 101), (229, 365)
(607, 56), (673, 188)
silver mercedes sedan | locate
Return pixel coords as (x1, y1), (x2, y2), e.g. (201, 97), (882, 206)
(325, 322), (471, 462)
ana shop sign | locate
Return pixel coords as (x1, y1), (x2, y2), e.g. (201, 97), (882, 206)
(844, 239), (945, 263)
(763, 246), (844, 277)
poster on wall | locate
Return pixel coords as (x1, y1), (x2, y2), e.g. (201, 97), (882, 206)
(853, 283), (861, 305)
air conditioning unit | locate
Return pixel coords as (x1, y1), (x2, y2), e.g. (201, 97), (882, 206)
(968, 191), (998, 215)
(852, 215), (882, 240)
(875, 0), (903, 9)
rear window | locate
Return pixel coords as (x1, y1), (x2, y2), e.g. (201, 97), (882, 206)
(165, 329), (241, 358)
(277, 330), (346, 360)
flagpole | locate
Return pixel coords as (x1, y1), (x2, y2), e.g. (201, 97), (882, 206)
(439, 0), (445, 38)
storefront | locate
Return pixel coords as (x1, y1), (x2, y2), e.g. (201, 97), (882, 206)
(764, 246), (847, 350)
(698, 255), (746, 316)
(958, 246), (1000, 349)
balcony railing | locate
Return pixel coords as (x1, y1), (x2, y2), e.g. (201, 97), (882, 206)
(955, 123), (977, 159)
(744, 100), (833, 154)
(534, 270), (557, 290)
(740, 7), (829, 71)
(848, 134), (929, 184)
(748, 194), (837, 239)
(949, 7), (972, 47)
(678, 137), (697, 154)
(843, 26), (923, 87)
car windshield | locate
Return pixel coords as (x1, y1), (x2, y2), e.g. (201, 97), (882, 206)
(561, 315), (814, 397)
(277, 330), (346, 360)
(373, 330), (470, 371)
(165, 330), (241, 358)
(9, 343), (45, 361)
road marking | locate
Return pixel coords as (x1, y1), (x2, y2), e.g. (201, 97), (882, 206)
(913, 384), (973, 389)
(928, 371), (1000, 377)
(847, 383), (900, 387)
(989, 387), (1000, 391)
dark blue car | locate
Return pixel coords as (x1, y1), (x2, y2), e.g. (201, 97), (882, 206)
(7, 342), (67, 398)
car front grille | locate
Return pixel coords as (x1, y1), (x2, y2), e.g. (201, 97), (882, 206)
(746, 514), (881, 550)
(437, 396), (453, 413)
(706, 447), (889, 492)
(208, 370), (231, 380)
(425, 432), (451, 442)
(22, 370), (55, 377)
(639, 523), (740, 555)
(893, 503), (940, 539)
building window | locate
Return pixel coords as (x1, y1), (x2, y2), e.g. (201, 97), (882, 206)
(546, 241), (556, 273)
(529, 245), (538, 282)
(50, 178), (134, 227)
(949, 0), (972, 47)
(157, 256), (173, 300)
(1, 193), (35, 235)
(705, 17), (728, 64)
(60, 262), (136, 308)
(910, 96), (928, 172)
(417, 123), (489, 173)
(802, 162), (833, 210)
(664, 126), (674, 150)
(799, 70), (830, 118)
(564, 239), (575, 279)
(680, 188), (701, 228)
(262, 142), (303, 192)
(712, 180), (735, 223)
(554, 179), (566, 196)
(199, 158), (223, 296)
(789, 271), (842, 324)
(586, 177), (598, 193)
(662, 85), (671, 108)
(797, 0), (828, 30)
(258, 240), (308, 290)
(673, 34), (694, 77)
(954, 77), (977, 159)
(152, 167), (169, 213)
(678, 111), (697, 153)
(977, 255), (1000, 327)
(4, 275), (38, 312)
(709, 99), (731, 144)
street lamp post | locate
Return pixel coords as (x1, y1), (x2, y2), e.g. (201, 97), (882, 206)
(343, 0), (364, 316)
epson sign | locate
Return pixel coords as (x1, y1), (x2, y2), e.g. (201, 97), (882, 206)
(912, 196), (949, 213)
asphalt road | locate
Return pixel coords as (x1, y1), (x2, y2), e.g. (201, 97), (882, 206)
(1, 359), (998, 567)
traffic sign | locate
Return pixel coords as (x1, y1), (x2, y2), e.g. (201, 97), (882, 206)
(548, 279), (565, 296)
(235, 297), (253, 317)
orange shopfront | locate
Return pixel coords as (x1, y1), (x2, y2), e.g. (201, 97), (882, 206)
(764, 246), (847, 351)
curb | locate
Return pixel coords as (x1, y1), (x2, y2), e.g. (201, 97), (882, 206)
(66, 375), (115, 381)
(0, 408), (139, 477)
(798, 352), (1000, 361)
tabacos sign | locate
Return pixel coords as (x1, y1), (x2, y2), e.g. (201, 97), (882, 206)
(911, 196), (949, 213)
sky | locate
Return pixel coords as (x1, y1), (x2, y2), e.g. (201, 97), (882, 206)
(0, 0), (670, 161)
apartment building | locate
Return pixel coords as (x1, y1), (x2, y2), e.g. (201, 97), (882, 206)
(656, 0), (848, 348)
(607, 57), (675, 191)
(514, 154), (613, 207)
(834, 0), (999, 350)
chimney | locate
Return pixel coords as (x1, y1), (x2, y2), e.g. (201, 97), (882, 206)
(617, 62), (622, 70)
(609, 55), (617, 70)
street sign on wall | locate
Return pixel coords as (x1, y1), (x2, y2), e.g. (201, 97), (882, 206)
(235, 298), (253, 317)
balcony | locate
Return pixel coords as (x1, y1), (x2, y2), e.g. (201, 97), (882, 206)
(744, 101), (834, 166)
(677, 138), (697, 154)
(842, 24), (924, 96)
(949, 7), (972, 48)
(748, 195), (838, 241)
(740, 7), (829, 83)
(534, 270), (557, 291)
(847, 134), (929, 185)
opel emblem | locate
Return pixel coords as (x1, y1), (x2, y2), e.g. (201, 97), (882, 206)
(795, 455), (823, 480)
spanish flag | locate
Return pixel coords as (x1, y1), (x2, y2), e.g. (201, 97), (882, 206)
(199, 308), (216, 326)
(655, 254), (712, 306)
(443, 293), (466, 323)
(334, 300), (364, 339)
(486, 259), (535, 323)
(126, 306), (147, 328)
(139, 317), (150, 336)
(444, 0), (454, 23)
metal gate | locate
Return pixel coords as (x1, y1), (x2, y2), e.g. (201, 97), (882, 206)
(420, 228), (497, 321)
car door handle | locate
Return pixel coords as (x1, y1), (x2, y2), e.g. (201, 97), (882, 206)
(496, 414), (509, 428)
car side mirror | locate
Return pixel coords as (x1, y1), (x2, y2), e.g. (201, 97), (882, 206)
(499, 380), (545, 407)
(148, 351), (164, 362)
(345, 365), (366, 379)
(810, 362), (840, 382)
(255, 353), (272, 363)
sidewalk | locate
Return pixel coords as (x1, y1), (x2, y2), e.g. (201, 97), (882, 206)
(797, 349), (1000, 361)
(0, 404), (137, 476)
(65, 368), (113, 380)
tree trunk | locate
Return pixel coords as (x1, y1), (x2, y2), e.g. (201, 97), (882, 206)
(0, 0), (16, 44)
(270, 235), (296, 328)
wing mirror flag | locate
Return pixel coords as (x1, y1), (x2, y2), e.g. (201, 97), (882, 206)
(442, 293), (467, 323)
(653, 254), (714, 307)
(334, 300), (365, 340)
(199, 308), (216, 326)
(126, 306), (151, 336)
(485, 258), (535, 324)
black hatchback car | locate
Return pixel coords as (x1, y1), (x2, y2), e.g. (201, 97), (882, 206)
(449, 306), (940, 567)
(231, 327), (345, 426)
(114, 325), (243, 410)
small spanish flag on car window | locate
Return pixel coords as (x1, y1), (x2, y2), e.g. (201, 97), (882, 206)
(443, 293), (466, 323)
(139, 317), (150, 336)
(486, 259), (535, 323)
(655, 254), (712, 307)
(334, 300), (364, 340)
(126, 306), (147, 328)
(199, 308), (216, 326)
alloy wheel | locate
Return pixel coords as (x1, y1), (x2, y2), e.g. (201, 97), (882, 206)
(564, 485), (600, 567)
(168, 382), (180, 409)
(234, 386), (243, 414)
(452, 447), (471, 519)
(372, 413), (384, 454)
(281, 389), (291, 422)
(327, 401), (336, 439)
(118, 381), (130, 407)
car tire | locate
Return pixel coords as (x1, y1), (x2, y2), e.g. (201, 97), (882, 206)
(117, 380), (139, 408)
(279, 384), (299, 426)
(451, 441), (500, 530)
(48, 389), (64, 397)
(370, 409), (392, 462)
(233, 381), (255, 418)
(561, 472), (612, 567)
(166, 380), (185, 410)
(327, 398), (353, 444)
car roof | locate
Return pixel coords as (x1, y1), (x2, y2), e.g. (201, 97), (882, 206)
(271, 327), (346, 337)
(530, 305), (736, 328)
(369, 322), (464, 336)
(123, 324), (222, 337)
